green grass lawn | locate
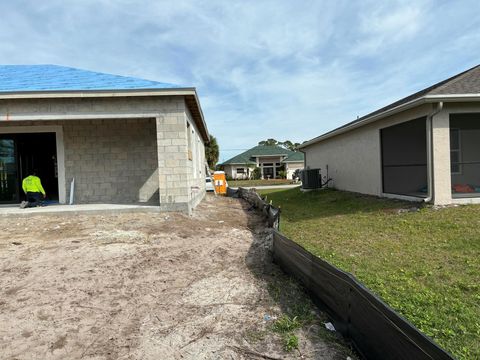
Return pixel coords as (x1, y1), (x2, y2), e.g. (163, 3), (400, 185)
(229, 179), (295, 187)
(258, 188), (480, 360)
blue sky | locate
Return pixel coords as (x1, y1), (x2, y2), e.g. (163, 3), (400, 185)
(1, 1), (479, 162)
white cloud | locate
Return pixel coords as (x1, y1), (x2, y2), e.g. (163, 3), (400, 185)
(352, 1), (430, 55)
(0, 0), (479, 161)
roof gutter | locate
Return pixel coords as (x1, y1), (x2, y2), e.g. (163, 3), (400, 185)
(425, 94), (480, 101)
(424, 101), (444, 203)
(299, 94), (480, 149)
(0, 87), (197, 99)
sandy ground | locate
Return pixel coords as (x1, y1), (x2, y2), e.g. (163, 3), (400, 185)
(0, 195), (352, 359)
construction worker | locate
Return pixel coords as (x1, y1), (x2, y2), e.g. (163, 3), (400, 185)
(20, 170), (46, 208)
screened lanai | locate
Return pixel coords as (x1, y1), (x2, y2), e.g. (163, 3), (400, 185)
(450, 113), (480, 198)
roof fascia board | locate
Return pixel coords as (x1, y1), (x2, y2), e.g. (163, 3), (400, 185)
(251, 153), (289, 157)
(189, 89), (209, 141)
(0, 88), (196, 99)
(223, 163), (256, 165)
(425, 94), (480, 101)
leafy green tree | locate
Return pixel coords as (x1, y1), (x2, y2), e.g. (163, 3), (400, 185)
(279, 140), (301, 151)
(258, 138), (279, 146)
(258, 139), (301, 151)
(205, 135), (219, 169)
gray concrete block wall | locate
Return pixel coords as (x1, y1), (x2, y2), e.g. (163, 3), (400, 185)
(63, 118), (158, 204)
(0, 95), (208, 211)
(154, 99), (207, 213)
(155, 98), (191, 212)
(0, 118), (159, 204)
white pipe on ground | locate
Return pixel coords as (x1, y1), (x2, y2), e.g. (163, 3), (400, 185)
(69, 178), (75, 205)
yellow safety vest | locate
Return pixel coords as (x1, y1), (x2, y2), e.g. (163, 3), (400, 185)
(22, 175), (46, 195)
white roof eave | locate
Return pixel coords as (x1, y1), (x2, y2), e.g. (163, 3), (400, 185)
(299, 94), (480, 149)
(0, 88), (197, 99)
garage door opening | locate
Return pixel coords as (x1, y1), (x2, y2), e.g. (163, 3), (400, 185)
(0, 132), (58, 204)
(381, 117), (428, 198)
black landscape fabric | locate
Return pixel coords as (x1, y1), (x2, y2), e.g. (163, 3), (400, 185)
(232, 187), (454, 359)
(272, 231), (455, 360)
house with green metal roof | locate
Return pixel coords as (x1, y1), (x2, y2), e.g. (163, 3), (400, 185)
(0, 65), (208, 213)
(221, 145), (304, 180)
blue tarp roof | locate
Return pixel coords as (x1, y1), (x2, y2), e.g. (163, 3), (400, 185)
(0, 65), (180, 92)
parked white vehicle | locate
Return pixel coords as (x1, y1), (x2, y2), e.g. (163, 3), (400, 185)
(205, 176), (214, 192)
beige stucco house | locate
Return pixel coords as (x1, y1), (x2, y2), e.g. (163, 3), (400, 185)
(222, 145), (304, 180)
(0, 65), (208, 213)
(300, 65), (480, 205)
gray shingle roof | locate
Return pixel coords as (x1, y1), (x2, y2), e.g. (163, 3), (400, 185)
(429, 65), (480, 95)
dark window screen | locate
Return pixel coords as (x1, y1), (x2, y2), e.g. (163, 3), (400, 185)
(381, 117), (428, 197)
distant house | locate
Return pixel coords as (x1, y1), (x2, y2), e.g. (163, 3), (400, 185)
(0, 65), (208, 213)
(221, 145), (304, 180)
(300, 65), (480, 205)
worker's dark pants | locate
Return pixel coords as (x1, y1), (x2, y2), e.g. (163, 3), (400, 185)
(26, 192), (43, 207)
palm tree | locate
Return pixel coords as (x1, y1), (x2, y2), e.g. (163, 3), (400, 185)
(205, 135), (219, 169)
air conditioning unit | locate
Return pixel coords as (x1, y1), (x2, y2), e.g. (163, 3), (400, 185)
(301, 168), (322, 189)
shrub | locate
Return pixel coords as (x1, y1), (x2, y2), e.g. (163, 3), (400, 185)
(252, 167), (261, 180)
(278, 170), (287, 179)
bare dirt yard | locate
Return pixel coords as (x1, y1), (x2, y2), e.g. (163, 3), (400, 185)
(0, 195), (354, 360)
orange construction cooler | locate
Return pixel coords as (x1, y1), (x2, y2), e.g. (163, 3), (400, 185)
(213, 171), (227, 195)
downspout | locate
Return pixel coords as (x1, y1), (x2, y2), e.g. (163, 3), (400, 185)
(300, 149), (307, 169)
(299, 149), (307, 187)
(424, 102), (443, 203)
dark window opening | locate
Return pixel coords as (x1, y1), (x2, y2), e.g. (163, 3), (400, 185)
(0, 132), (58, 204)
(263, 167), (274, 179)
(275, 164), (285, 178)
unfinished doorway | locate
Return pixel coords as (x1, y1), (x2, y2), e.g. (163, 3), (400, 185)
(0, 132), (58, 204)
(380, 117), (428, 198)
